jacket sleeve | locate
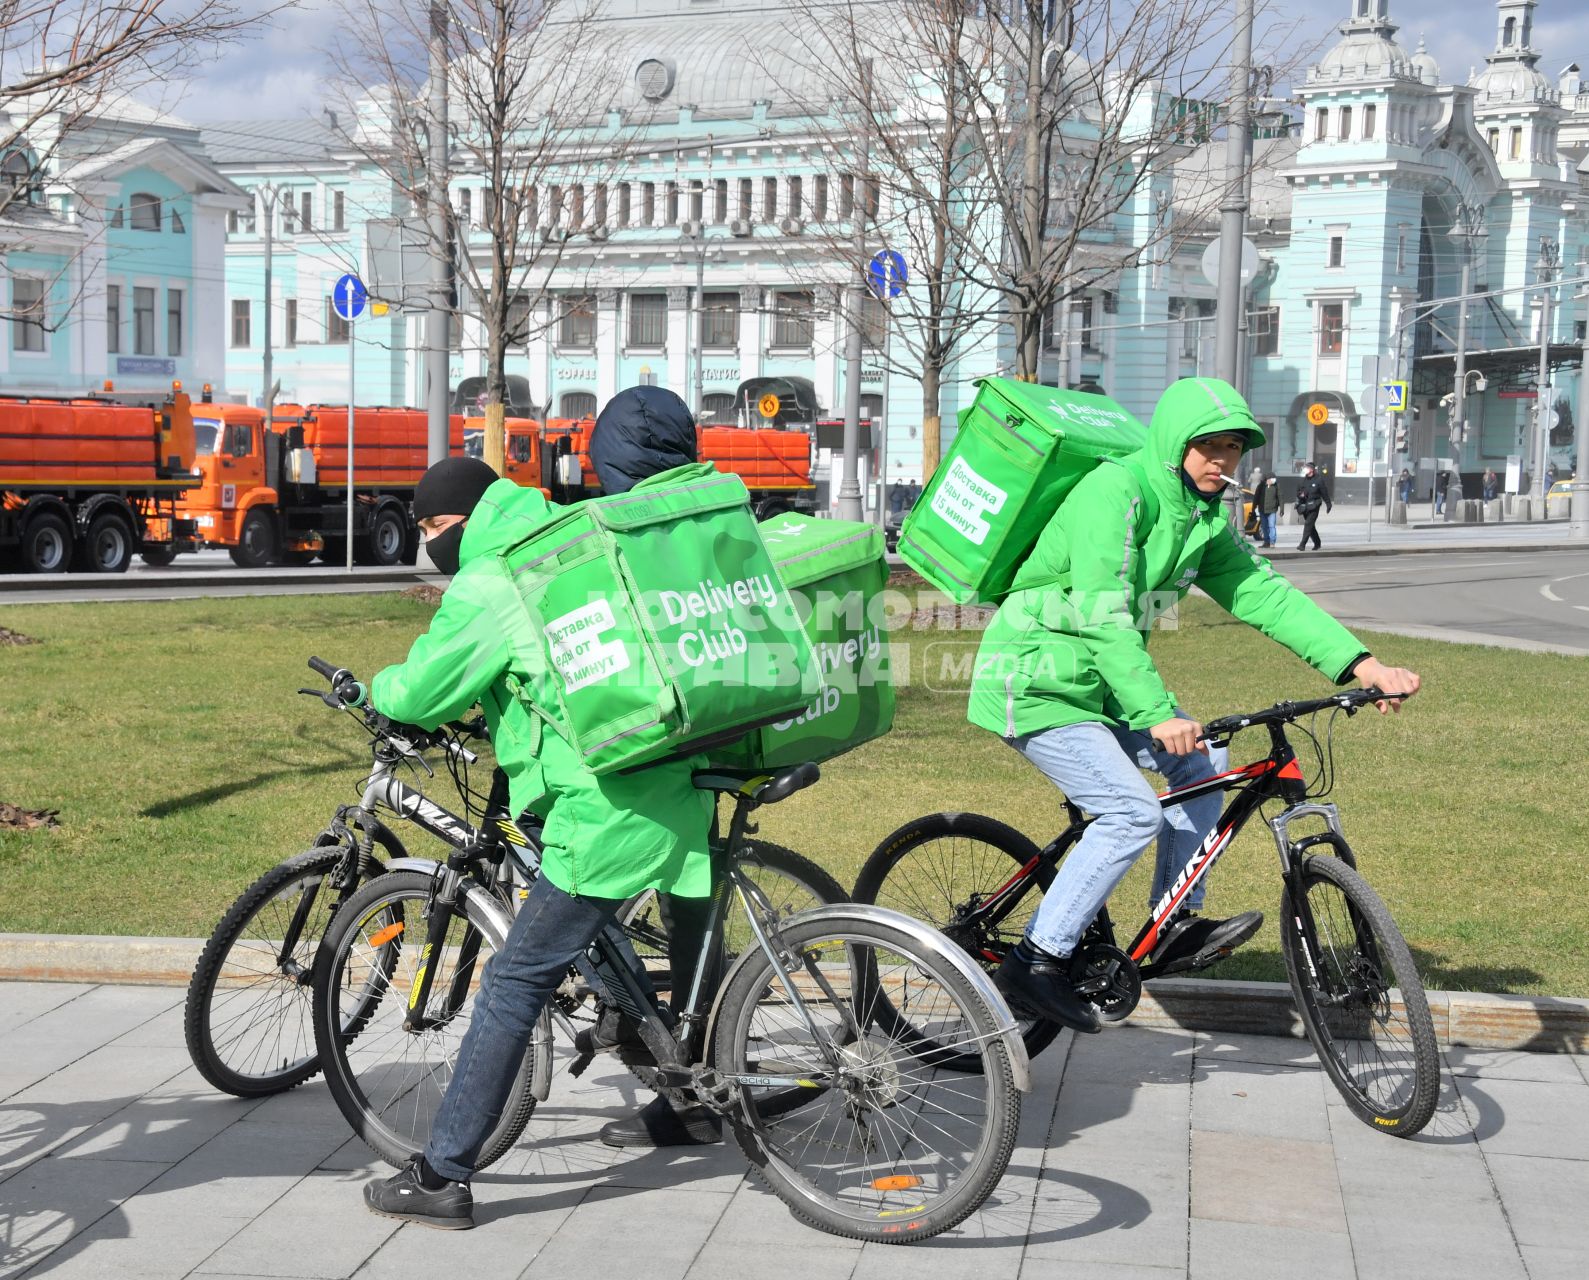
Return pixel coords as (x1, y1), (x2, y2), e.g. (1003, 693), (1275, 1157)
(1196, 527), (1368, 683)
(369, 563), (516, 729)
(1057, 468), (1178, 729)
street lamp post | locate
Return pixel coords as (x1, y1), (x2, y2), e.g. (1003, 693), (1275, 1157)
(1533, 237), (1560, 501)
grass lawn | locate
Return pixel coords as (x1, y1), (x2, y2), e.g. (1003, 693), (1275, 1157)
(2, 588), (1586, 997)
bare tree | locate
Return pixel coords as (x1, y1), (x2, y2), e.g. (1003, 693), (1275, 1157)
(330, 0), (631, 473)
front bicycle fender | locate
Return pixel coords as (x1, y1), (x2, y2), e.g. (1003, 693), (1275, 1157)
(1293, 832), (1357, 870)
(706, 901), (1032, 1094)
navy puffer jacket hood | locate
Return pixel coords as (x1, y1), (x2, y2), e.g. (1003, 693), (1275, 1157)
(588, 386), (698, 494)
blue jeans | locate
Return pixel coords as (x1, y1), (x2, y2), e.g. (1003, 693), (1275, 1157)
(1260, 512), (1277, 545)
(424, 875), (645, 1182)
(1012, 714), (1228, 958)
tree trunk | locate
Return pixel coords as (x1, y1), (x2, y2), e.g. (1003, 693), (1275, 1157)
(483, 401), (506, 476)
(920, 361), (943, 480)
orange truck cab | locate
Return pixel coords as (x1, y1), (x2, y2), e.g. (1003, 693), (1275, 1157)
(0, 388), (202, 573)
(181, 402), (544, 567)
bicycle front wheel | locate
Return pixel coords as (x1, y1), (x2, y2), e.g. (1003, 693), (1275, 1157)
(854, 812), (1062, 1070)
(713, 911), (1021, 1244)
(184, 845), (382, 1097)
(1280, 854), (1439, 1136)
(311, 869), (538, 1169)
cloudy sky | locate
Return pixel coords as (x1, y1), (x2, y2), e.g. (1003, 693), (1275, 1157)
(168, 0), (1589, 126)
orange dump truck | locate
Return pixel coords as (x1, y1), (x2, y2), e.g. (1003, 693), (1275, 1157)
(180, 402), (542, 566)
(0, 390), (201, 573)
(538, 417), (814, 515)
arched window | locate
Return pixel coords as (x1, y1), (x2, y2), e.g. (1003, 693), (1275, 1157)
(1339, 105), (1353, 139)
(559, 391), (597, 419)
(1, 152), (34, 203)
(1314, 108), (1328, 141)
(1503, 17), (1516, 46)
(129, 192), (161, 231)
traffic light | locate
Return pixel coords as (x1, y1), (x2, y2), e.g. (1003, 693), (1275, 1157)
(1394, 421), (1409, 452)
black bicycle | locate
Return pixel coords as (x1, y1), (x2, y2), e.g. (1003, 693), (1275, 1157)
(311, 739), (1031, 1241)
(854, 688), (1440, 1137)
(184, 658), (841, 1100)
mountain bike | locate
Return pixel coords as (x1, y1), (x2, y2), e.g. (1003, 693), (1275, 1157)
(185, 658), (840, 1100)
(854, 688), (1439, 1137)
(312, 755), (1031, 1243)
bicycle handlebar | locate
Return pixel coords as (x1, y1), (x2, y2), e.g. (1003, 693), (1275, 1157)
(1201, 687), (1404, 740)
(303, 656), (483, 764)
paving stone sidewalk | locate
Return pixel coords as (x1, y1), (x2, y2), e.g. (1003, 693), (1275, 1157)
(3, 981), (1586, 1280)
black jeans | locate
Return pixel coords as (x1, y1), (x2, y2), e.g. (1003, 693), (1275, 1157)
(1297, 508), (1322, 549)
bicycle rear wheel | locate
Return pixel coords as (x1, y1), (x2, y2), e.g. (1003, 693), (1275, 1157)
(713, 911), (1020, 1244)
(311, 869), (538, 1169)
(1280, 853), (1439, 1136)
(854, 812), (1062, 1070)
(184, 846), (381, 1097)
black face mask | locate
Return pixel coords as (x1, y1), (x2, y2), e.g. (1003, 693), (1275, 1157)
(425, 522), (466, 576)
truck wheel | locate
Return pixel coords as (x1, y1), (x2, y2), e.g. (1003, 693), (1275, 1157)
(20, 512), (73, 574)
(141, 546), (178, 568)
(229, 510), (277, 568)
(362, 507), (406, 567)
(78, 511), (134, 573)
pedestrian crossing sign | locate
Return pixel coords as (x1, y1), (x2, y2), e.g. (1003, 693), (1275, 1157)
(1382, 381), (1409, 413)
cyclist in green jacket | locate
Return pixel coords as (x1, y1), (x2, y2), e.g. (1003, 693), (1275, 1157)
(362, 388), (723, 1231)
(968, 377), (1419, 1034)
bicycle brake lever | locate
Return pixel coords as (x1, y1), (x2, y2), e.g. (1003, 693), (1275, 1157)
(298, 687), (343, 709)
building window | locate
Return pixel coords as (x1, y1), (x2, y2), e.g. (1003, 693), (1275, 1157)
(285, 299), (298, 348)
(457, 187), (471, 223)
(772, 290), (814, 347)
(506, 292), (533, 345)
(570, 184), (585, 228)
(167, 288), (184, 356)
(788, 176), (803, 220)
(227, 209), (239, 234)
(333, 190), (345, 231)
(1488, 127), (1500, 153)
(762, 177), (778, 221)
(618, 183), (631, 226)
(11, 277), (45, 352)
(813, 174), (829, 220)
(641, 182), (656, 226)
(1503, 16), (1516, 45)
(129, 192), (161, 231)
(1328, 235), (1344, 268)
(106, 283), (121, 354)
(665, 180), (679, 224)
(1509, 127), (1522, 160)
(687, 179), (703, 223)
(628, 292), (667, 347)
(1363, 104), (1377, 139)
(132, 286), (156, 355)
(860, 293), (886, 349)
(326, 297), (350, 344)
(1251, 305), (1280, 356)
(1318, 302), (1344, 355)
(839, 172), (855, 217)
(1339, 105), (1353, 139)
(700, 391), (736, 424)
(593, 184), (608, 227)
(713, 178), (728, 223)
(1176, 298), (1214, 359)
(231, 298), (251, 348)
(738, 178), (752, 220)
(559, 294), (596, 347)
(1314, 108), (1328, 141)
(560, 391), (597, 418)
(700, 291), (738, 347)
(1, 151), (33, 203)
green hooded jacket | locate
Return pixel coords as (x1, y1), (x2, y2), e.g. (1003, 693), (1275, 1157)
(369, 477), (713, 899)
(967, 378), (1369, 739)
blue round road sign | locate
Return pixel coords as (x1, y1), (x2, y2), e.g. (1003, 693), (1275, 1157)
(333, 273), (367, 322)
(867, 249), (907, 301)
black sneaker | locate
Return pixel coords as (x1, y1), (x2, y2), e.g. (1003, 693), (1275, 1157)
(363, 1157), (474, 1230)
(599, 1094), (723, 1148)
(1151, 910), (1264, 975)
(995, 944), (1101, 1034)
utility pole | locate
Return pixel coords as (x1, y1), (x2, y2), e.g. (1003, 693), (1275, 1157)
(1214, 0), (1254, 384)
(837, 57), (872, 523)
(1575, 260), (1589, 539)
(1533, 237), (1559, 501)
(260, 185), (274, 419)
(1448, 201), (1485, 512)
(424, 2), (451, 465)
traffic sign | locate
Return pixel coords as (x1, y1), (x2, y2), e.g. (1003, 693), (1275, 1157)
(758, 393), (781, 420)
(1306, 402), (1330, 427)
(1382, 380), (1409, 413)
(866, 249), (907, 300)
(332, 273), (367, 322)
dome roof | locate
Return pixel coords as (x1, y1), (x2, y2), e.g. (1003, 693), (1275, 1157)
(1471, 59), (1556, 104)
(1411, 35), (1440, 86)
(1317, 30), (1413, 79)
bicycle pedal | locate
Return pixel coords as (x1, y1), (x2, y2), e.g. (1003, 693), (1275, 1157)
(568, 1051), (595, 1079)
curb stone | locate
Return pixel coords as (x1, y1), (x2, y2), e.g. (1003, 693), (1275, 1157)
(3, 932), (1585, 1053)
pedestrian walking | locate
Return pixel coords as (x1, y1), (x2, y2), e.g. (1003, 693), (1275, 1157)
(1397, 468), (1413, 505)
(1258, 474), (1281, 547)
(1482, 468), (1498, 501)
(1435, 470), (1449, 515)
(1295, 463), (1330, 550)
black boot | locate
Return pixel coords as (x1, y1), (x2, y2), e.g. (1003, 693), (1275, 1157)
(995, 940), (1101, 1034)
(1151, 910), (1264, 975)
(599, 1094), (723, 1149)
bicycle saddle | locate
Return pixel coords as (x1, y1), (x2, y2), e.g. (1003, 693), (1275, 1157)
(691, 762), (820, 805)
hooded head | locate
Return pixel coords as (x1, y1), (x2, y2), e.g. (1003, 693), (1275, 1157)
(1144, 378), (1266, 508)
(412, 456), (499, 574)
(588, 386), (698, 494)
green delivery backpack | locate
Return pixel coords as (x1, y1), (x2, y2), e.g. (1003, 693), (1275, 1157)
(713, 513), (894, 771)
(899, 379), (1148, 604)
(502, 463), (821, 774)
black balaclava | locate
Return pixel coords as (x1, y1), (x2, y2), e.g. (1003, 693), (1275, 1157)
(587, 386), (698, 494)
(413, 457), (498, 575)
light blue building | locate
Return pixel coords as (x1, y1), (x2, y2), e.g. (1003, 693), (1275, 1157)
(1, 95), (247, 397)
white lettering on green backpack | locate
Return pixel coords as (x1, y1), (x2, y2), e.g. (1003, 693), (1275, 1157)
(546, 600), (632, 692)
(930, 457), (1007, 546)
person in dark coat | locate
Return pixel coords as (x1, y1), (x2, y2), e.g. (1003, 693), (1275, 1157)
(1482, 468), (1499, 501)
(1295, 463), (1331, 551)
(1258, 474), (1281, 547)
(1397, 468), (1414, 505)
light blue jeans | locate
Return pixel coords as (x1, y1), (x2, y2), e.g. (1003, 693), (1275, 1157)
(1013, 712), (1228, 958)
